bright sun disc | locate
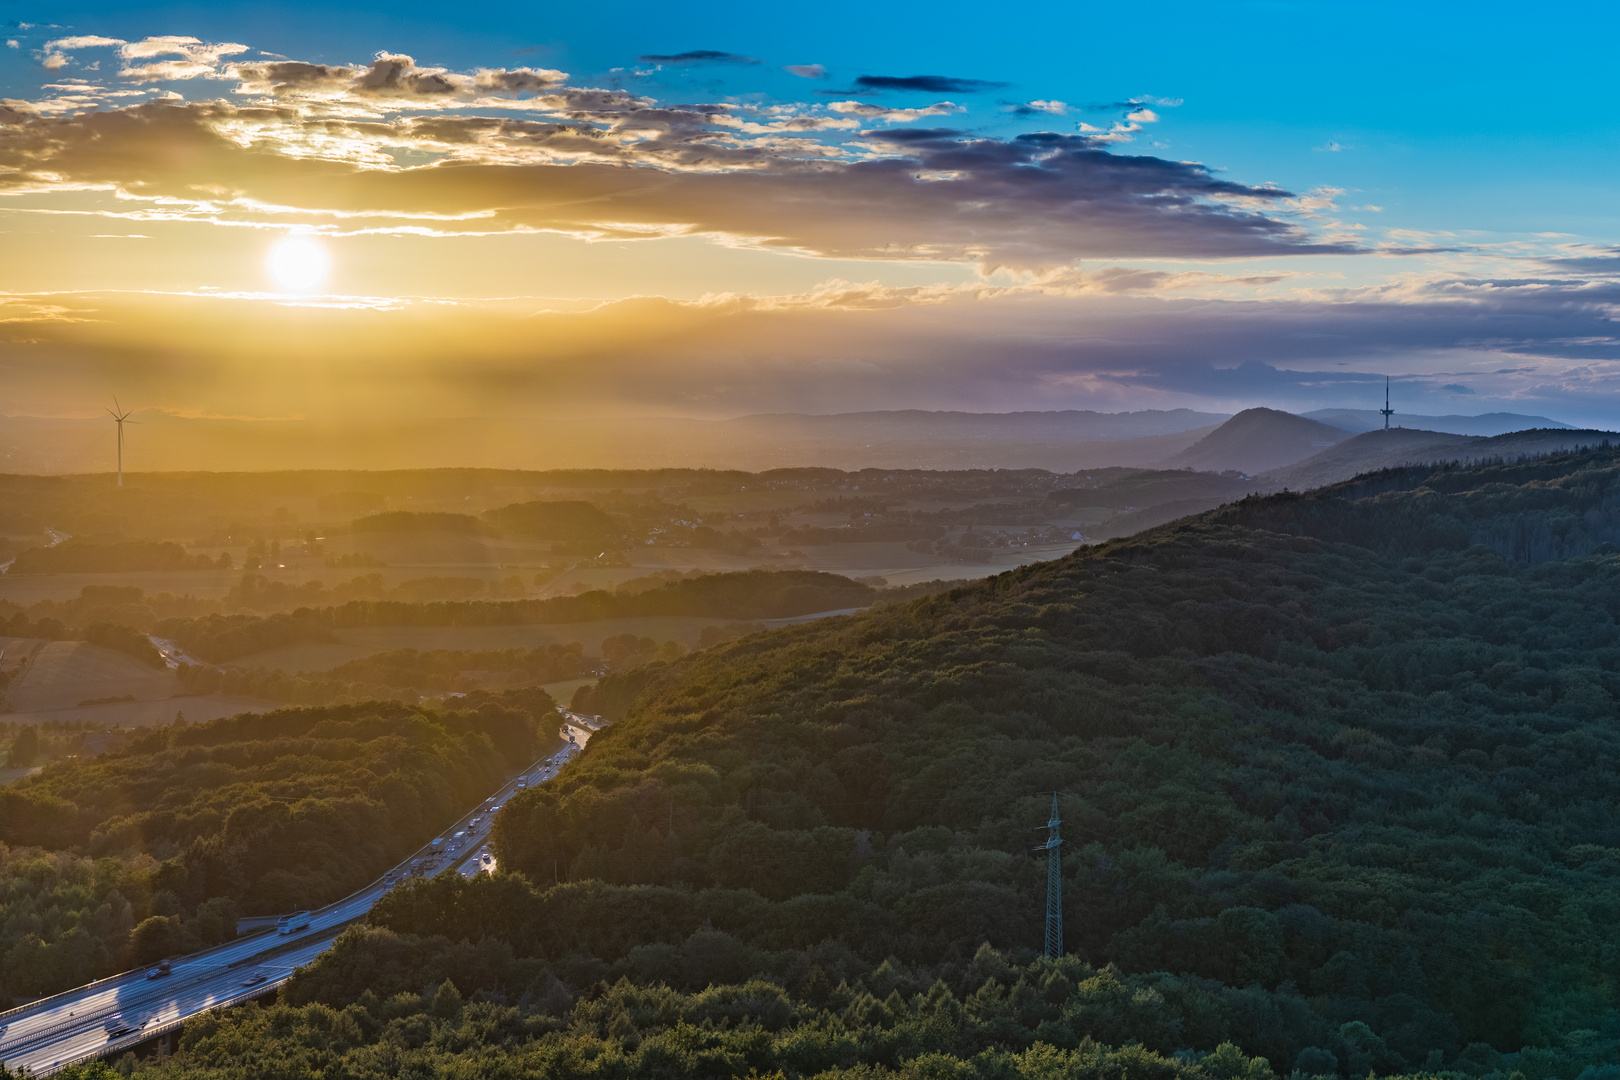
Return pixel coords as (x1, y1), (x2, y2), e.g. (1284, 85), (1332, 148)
(266, 235), (330, 292)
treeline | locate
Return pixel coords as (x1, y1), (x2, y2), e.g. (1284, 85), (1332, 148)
(156, 612), (335, 662)
(83, 621), (164, 668)
(0, 585), (217, 639)
(780, 524), (945, 546)
(10, 540), (230, 574)
(178, 643), (586, 702)
(464, 447), (1620, 1075)
(89, 919), (1302, 1080)
(153, 571), (879, 662)
(352, 500), (620, 544)
(223, 571), (530, 611)
(0, 694), (557, 999)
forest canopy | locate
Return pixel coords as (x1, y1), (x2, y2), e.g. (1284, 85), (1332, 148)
(0, 693), (558, 1000)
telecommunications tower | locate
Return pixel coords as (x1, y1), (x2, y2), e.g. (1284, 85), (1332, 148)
(1034, 793), (1063, 958)
(1380, 377), (1394, 431)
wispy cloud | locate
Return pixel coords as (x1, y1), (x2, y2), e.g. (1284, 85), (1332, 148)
(637, 49), (759, 65)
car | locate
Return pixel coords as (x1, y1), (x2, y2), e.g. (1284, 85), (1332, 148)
(104, 1014), (135, 1037)
(145, 960), (172, 979)
(480, 851), (493, 864)
(242, 969), (269, 987)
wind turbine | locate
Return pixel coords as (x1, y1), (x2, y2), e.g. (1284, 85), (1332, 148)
(108, 400), (139, 487)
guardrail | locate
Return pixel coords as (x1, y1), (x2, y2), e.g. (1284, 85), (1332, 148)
(0, 919), (363, 1066)
(46, 972), (299, 1077)
(0, 924), (278, 1028)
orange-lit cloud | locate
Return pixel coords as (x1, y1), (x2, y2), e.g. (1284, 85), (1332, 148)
(1, 42), (1354, 271)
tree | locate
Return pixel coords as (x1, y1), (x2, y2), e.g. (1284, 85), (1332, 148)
(7, 728), (38, 768)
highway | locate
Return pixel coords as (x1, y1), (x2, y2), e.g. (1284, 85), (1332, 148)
(0, 739), (582, 1076)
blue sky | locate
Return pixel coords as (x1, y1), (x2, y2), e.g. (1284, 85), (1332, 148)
(17, 0), (1618, 239)
(3, 0), (1620, 425)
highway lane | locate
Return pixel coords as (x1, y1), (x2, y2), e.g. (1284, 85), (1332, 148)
(0, 739), (585, 1075)
(2, 934), (337, 1075)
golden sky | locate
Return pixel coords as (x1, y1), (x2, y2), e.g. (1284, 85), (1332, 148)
(4, 31), (1620, 427)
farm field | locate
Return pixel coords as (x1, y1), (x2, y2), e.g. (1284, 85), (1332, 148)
(334, 616), (746, 654)
(231, 615), (761, 673)
(7, 640), (178, 711)
(5, 692), (281, 728)
(0, 566), (243, 604)
(537, 677), (594, 706)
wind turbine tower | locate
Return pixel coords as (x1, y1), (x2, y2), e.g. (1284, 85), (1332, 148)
(1380, 377), (1394, 431)
(1034, 793), (1063, 958)
(107, 401), (138, 487)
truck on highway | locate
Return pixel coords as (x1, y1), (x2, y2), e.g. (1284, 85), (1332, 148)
(277, 910), (312, 935)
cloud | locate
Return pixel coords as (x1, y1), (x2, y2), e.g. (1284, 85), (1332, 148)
(38, 34), (125, 71)
(1315, 141), (1346, 152)
(1006, 99), (1067, 116)
(230, 54), (569, 102)
(39, 35), (252, 82)
(846, 74), (1009, 94)
(0, 100), (1357, 268)
(1084, 96), (1181, 112)
(783, 64), (826, 79)
(1441, 383), (1475, 394)
(825, 99), (962, 122)
(637, 50), (760, 65)
(44, 34), (125, 50)
(1543, 246), (1620, 274)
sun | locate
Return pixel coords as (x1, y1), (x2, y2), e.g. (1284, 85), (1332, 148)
(265, 235), (330, 292)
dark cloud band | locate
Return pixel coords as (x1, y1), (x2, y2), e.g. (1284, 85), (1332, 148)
(851, 74), (1009, 93)
(637, 50), (760, 65)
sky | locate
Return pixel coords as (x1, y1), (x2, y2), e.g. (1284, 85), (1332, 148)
(4, 0), (1620, 428)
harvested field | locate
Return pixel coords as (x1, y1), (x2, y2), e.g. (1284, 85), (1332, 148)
(6, 641), (179, 712)
(226, 640), (377, 673)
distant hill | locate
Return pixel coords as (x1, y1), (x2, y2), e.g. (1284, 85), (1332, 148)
(0, 409), (1229, 474)
(1304, 408), (1572, 436)
(1269, 426), (1619, 488)
(1158, 407), (1352, 474)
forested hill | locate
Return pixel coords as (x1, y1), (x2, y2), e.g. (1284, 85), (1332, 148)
(454, 449), (1620, 1078)
(91, 450), (1620, 1080)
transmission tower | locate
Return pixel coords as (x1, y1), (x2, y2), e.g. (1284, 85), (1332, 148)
(1380, 377), (1394, 431)
(1034, 793), (1063, 958)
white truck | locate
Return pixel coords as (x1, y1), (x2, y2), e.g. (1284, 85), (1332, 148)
(277, 910), (312, 935)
